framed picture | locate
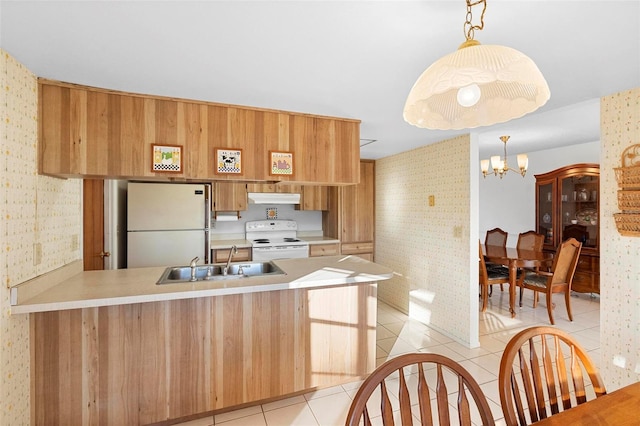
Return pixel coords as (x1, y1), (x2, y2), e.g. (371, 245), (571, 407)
(270, 151), (294, 176)
(152, 144), (182, 173)
(215, 148), (243, 175)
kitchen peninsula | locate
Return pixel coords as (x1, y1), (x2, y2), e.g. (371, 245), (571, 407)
(14, 256), (391, 425)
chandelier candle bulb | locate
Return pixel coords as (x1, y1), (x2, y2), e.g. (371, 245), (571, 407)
(480, 159), (490, 176)
(517, 154), (529, 173)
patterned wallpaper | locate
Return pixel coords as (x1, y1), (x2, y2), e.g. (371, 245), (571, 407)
(376, 135), (474, 345)
(600, 88), (640, 389)
(1, 50), (82, 424)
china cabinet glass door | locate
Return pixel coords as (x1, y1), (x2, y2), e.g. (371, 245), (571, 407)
(537, 181), (555, 245)
(560, 174), (599, 248)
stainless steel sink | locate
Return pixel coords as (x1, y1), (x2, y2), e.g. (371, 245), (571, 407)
(156, 261), (285, 284)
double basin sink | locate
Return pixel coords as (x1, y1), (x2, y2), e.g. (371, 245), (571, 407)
(157, 261), (285, 285)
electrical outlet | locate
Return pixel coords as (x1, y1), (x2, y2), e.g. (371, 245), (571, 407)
(71, 234), (79, 251)
(453, 225), (462, 238)
(428, 195), (435, 206)
(34, 243), (42, 266)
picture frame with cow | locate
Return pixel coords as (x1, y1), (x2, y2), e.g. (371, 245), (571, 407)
(270, 151), (294, 176)
(215, 148), (243, 175)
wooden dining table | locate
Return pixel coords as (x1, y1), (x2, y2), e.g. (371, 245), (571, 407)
(531, 381), (640, 425)
(482, 244), (553, 317)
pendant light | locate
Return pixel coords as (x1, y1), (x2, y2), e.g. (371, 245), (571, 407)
(480, 136), (528, 178)
(403, 0), (550, 130)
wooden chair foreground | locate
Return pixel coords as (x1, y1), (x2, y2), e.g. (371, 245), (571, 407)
(498, 326), (606, 426)
(345, 353), (495, 426)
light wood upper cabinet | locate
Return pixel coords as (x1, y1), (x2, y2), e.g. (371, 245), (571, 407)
(322, 160), (375, 259)
(213, 182), (247, 211)
(297, 185), (329, 211)
(38, 79), (360, 184)
(341, 160), (375, 244)
(246, 183), (302, 193)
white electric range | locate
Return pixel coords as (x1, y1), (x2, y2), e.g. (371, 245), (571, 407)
(245, 220), (310, 261)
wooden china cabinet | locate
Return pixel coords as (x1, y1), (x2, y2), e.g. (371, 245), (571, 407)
(535, 164), (600, 294)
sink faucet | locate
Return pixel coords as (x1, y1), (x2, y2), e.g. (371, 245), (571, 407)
(190, 256), (199, 281)
(223, 245), (237, 275)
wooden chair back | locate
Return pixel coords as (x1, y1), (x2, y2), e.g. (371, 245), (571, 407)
(479, 241), (509, 312)
(345, 353), (495, 426)
(518, 238), (582, 324)
(485, 228), (508, 247)
(549, 237), (582, 285)
(516, 231), (544, 252)
(562, 223), (588, 242)
(498, 326), (606, 426)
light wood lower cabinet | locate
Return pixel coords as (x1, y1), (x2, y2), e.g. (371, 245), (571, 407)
(212, 247), (251, 262)
(309, 243), (340, 257)
(341, 242), (374, 261)
(31, 284), (377, 425)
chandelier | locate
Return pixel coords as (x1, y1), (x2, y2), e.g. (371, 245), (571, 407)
(481, 136), (528, 178)
(403, 0), (550, 130)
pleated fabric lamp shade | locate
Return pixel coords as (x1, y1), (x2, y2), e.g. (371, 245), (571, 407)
(403, 40), (550, 130)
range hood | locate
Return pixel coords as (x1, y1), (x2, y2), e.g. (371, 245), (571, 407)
(247, 192), (301, 205)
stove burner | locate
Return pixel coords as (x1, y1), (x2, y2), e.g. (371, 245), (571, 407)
(253, 239), (270, 244)
(284, 238), (301, 242)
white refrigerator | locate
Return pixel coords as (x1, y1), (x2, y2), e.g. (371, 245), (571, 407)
(127, 182), (211, 268)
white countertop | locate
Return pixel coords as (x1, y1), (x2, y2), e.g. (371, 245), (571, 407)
(12, 256), (392, 314)
(300, 236), (340, 244)
(210, 239), (252, 250)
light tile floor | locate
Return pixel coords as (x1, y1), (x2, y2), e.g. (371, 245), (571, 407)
(176, 289), (600, 426)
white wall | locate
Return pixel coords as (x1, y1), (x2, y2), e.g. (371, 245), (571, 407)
(376, 135), (477, 347)
(479, 141), (600, 245)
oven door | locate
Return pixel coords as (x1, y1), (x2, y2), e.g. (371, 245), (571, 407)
(252, 245), (309, 261)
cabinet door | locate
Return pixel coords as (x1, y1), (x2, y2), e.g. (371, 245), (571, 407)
(341, 161), (374, 243)
(213, 182), (247, 211)
(536, 179), (556, 248)
(213, 248), (251, 262)
(297, 186), (328, 211)
(560, 174), (598, 249)
(308, 243), (339, 257)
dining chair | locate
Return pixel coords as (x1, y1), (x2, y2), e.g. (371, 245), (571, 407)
(498, 326), (606, 426)
(345, 353), (495, 426)
(484, 227), (508, 294)
(485, 227), (508, 247)
(517, 238), (582, 325)
(479, 241), (509, 312)
(513, 231), (545, 300)
(516, 230), (545, 252)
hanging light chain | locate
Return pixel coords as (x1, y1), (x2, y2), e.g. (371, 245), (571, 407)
(464, 0), (487, 41)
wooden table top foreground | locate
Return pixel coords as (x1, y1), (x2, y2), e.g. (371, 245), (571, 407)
(531, 382), (640, 425)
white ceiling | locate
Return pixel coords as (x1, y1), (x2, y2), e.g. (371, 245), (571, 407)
(1, 1), (638, 160)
